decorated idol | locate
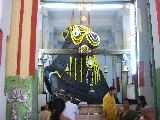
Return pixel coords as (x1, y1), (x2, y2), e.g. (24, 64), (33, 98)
(44, 10), (109, 104)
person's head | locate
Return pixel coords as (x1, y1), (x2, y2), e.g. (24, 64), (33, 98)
(141, 106), (154, 120)
(47, 101), (53, 111)
(122, 98), (131, 109)
(41, 105), (47, 111)
(80, 16), (87, 23)
(64, 94), (72, 102)
(138, 95), (147, 107)
(50, 98), (65, 120)
(109, 86), (116, 96)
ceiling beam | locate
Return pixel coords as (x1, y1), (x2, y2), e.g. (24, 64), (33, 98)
(39, 49), (131, 55)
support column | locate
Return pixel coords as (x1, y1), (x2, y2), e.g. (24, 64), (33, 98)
(38, 61), (44, 94)
(4, 0), (39, 119)
(121, 71), (128, 99)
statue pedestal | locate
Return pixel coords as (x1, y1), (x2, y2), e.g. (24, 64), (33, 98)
(76, 104), (104, 120)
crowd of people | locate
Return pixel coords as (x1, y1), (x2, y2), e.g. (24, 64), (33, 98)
(39, 94), (79, 120)
(103, 86), (156, 120)
(39, 86), (156, 120)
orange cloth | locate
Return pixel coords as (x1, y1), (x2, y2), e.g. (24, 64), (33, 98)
(103, 92), (117, 120)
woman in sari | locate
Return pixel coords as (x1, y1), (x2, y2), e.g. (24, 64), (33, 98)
(103, 86), (117, 120)
(117, 98), (140, 120)
(47, 98), (71, 120)
(135, 95), (148, 114)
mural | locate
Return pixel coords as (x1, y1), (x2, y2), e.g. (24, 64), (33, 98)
(5, 76), (38, 120)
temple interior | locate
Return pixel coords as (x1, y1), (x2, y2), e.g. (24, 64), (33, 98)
(40, 1), (133, 102)
(0, 0), (160, 120)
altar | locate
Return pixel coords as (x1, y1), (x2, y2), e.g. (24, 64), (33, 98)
(75, 104), (136, 120)
(76, 104), (104, 120)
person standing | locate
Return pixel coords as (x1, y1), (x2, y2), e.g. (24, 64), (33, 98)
(103, 86), (117, 120)
(62, 94), (79, 120)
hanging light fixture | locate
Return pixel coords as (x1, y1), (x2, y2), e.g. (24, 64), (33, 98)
(38, 60), (43, 66)
(65, 64), (70, 72)
(104, 55), (108, 73)
(88, 56), (93, 66)
(122, 65), (129, 72)
(122, 62), (129, 72)
(104, 66), (108, 73)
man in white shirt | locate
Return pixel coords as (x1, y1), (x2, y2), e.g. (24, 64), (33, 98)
(62, 94), (79, 120)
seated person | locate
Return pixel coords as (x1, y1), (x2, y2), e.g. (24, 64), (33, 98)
(135, 95), (148, 114)
(139, 106), (156, 120)
(39, 101), (52, 120)
(47, 98), (71, 120)
(41, 105), (47, 111)
(117, 98), (140, 120)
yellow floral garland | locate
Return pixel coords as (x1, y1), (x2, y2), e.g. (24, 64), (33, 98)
(80, 58), (83, 82)
(86, 55), (101, 85)
(70, 56), (72, 77)
(62, 24), (100, 46)
(75, 58), (77, 80)
(68, 55), (101, 85)
(55, 71), (62, 78)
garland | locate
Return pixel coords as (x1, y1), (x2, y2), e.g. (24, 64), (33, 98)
(62, 24), (100, 46)
(75, 58), (77, 80)
(86, 55), (101, 85)
(69, 56), (72, 77)
(55, 71), (62, 78)
(80, 58), (83, 82)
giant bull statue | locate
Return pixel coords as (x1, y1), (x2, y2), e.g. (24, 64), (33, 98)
(44, 24), (109, 104)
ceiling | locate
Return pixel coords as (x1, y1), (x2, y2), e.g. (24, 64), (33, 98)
(46, 7), (125, 34)
(41, 2), (131, 45)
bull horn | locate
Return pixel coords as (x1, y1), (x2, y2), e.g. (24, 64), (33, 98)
(80, 9), (82, 25)
(71, 9), (74, 25)
(88, 11), (90, 28)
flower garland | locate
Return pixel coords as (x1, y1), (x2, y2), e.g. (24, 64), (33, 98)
(80, 58), (83, 82)
(55, 71), (62, 78)
(68, 55), (101, 85)
(62, 24), (100, 46)
(69, 56), (72, 77)
(74, 58), (77, 80)
(86, 55), (101, 85)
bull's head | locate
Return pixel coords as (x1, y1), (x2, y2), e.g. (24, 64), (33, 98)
(62, 24), (100, 50)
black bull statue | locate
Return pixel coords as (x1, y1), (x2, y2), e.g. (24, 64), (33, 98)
(44, 24), (110, 104)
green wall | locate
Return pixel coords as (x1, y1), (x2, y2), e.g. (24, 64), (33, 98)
(156, 68), (160, 119)
(5, 75), (38, 120)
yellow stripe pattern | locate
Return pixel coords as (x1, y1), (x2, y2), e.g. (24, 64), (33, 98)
(20, 0), (32, 79)
(6, 0), (21, 76)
